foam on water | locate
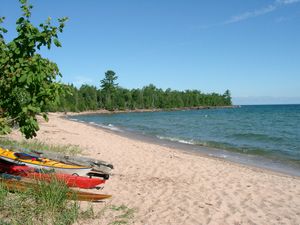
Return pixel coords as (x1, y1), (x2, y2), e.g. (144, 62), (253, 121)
(157, 135), (194, 145)
(97, 123), (122, 132)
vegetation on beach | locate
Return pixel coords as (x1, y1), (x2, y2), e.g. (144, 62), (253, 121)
(0, 178), (135, 225)
(109, 204), (136, 225)
(49, 73), (232, 112)
(0, 178), (80, 225)
(0, 138), (82, 156)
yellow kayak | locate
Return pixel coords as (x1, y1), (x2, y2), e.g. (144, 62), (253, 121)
(0, 147), (92, 176)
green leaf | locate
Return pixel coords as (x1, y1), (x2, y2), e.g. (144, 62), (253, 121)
(42, 113), (49, 122)
(53, 38), (61, 47)
(27, 105), (39, 112)
(0, 27), (8, 33)
(16, 17), (25, 24)
(19, 74), (27, 83)
(0, 16), (5, 23)
(22, 107), (28, 114)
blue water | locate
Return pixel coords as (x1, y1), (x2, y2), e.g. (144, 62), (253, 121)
(70, 105), (300, 175)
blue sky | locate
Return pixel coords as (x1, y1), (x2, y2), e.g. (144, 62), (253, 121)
(1, 0), (300, 104)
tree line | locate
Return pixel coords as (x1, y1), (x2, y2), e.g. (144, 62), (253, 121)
(48, 70), (232, 112)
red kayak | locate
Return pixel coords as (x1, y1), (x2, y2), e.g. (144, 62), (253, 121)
(0, 159), (105, 189)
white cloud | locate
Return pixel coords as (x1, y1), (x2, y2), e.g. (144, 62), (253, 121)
(224, 4), (276, 24)
(224, 0), (300, 25)
(277, 0), (300, 5)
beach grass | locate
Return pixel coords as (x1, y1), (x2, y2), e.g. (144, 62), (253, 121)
(107, 204), (136, 225)
(0, 179), (79, 225)
(0, 138), (82, 155)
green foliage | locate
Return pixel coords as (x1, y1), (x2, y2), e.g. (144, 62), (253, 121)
(79, 85), (98, 110)
(100, 70), (119, 110)
(101, 70), (118, 92)
(0, 117), (11, 135)
(50, 71), (232, 112)
(0, 0), (67, 138)
(223, 89), (232, 105)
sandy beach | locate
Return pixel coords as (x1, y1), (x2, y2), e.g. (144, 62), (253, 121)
(8, 113), (300, 225)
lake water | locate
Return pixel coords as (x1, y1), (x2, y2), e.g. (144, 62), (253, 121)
(70, 105), (300, 176)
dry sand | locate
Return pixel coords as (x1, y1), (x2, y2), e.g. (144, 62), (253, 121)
(9, 113), (300, 225)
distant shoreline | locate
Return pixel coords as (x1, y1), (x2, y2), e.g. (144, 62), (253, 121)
(63, 105), (237, 116)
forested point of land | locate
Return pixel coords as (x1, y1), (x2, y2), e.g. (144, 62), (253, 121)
(48, 72), (232, 112)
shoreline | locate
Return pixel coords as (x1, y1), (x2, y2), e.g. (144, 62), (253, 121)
(8, 113), (300, 225)
(63, 105), (237, 116)
(67, 112), (300, 178)
(70, 115), (299, 178)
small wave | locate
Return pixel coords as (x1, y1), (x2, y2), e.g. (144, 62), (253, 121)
(97, 124), (122, 132)
(68, 117), (122, 132)
(156, 136), (194, 145)
(220, 154), (228, 158)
